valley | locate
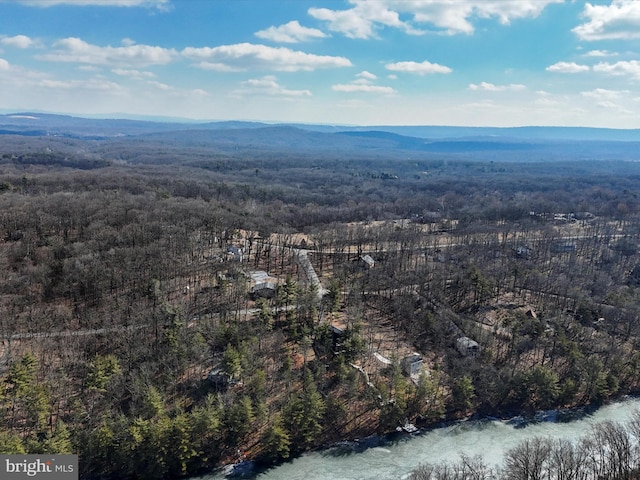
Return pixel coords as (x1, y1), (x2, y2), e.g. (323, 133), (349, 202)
(1, 116), (640, 478)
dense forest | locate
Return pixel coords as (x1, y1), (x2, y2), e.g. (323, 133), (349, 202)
(2, 120), (640, 479)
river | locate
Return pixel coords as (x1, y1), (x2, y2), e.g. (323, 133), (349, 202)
(199, 397), (640, 480)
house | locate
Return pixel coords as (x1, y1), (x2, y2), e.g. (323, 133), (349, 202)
(456, 337), (480, 358)
(251, 281), (277, 299)
(226, 245), (244, 261)
(360, 254), (375, 269)
(248, 270), (278, 298)
(401, 353), (423, 377)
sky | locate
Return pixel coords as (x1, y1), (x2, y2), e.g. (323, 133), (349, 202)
(1, 0), (640, 127)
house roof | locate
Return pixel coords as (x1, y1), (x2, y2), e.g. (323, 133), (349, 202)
(249, 270), (270, 282)
(457, 336), (479, 348)
(360, 254), (375, 266)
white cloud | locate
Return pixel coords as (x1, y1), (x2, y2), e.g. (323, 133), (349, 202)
(385, 60), (452, 75)
(36, 78), (125, 92)
(534, 90), (565, 107)
(255, 20), (328, 43)
(573, 0), (640, 41)
(469, 82), (526, 91)
(357, 70), (377, 80)
(191, 62), (242, 73)
(463, 1), (564, 24)
(585, 49), (618, 57)
(1, 35), (34, 48)
(332, 83), (396, 94)
(593, 60), (640, 80)
(4, 0), (170, 7)
(0, 63), (47, 83)
(309, 0), (563, 38)
(546, 61), (590, 73)
(237, 75), (312, 97)
(332, 71), (396, 94)
(410, 0), (565, 35)
(147, 80), (171, 90)
(309, 0), (423, 39)
(579, 90), (634, 113)
(581, 88), (629, 100)
(182, 43), (352, 72)
(112, 68), (155, 78)
(39, 37), (177, 67)
(309, 6), (369, 38)
(536, 97), (563, 107)
(594, 100), (621, 109)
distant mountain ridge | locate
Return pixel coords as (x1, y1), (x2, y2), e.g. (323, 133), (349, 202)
(2, 112), (640, 142)
(2, 112), (640, 163)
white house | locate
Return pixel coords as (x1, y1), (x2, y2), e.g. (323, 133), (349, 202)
(456, 337), (480, 358)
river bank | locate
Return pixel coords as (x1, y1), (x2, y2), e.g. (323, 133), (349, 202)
(202, 396), (640, 480)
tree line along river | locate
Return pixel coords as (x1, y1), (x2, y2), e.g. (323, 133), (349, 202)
(198, 397), (640, 480)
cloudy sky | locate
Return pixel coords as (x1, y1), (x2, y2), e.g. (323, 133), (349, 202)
(1, 0), (640, 127)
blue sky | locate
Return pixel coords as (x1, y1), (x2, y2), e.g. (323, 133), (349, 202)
(1, 0), (640, 127)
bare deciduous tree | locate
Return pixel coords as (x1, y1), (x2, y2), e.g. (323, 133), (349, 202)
(501, 437), (551, 480)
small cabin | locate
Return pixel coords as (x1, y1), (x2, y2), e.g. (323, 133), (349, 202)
(226, 245), (244, 261)
(251, 281), (278, 299)
(401, 353), (423, 377)
(456, 337), (480, 358)
(359, 254), (375, 269)
(248, 270), (278, 298)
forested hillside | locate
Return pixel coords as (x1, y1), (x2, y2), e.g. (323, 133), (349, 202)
(2, 124), (640, 479)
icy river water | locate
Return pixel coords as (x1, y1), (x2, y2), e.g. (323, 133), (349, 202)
(199, 397), (640, 480)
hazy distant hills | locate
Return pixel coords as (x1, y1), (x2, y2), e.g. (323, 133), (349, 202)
(333, 125), (640, 142)
(2, 112), (640, 162)
(3, 112), (640, 141)
(0, 113), (197, 137)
